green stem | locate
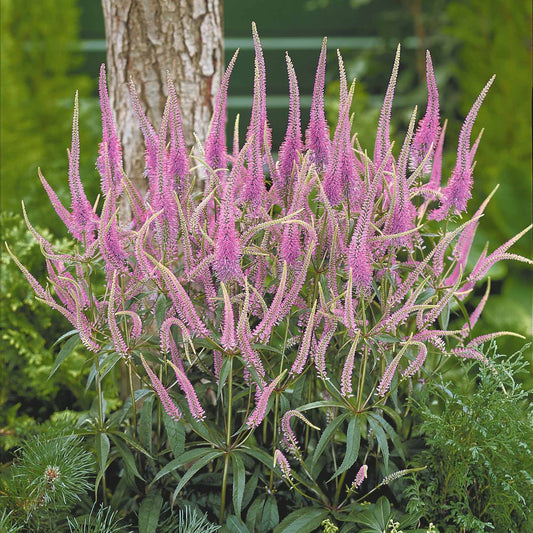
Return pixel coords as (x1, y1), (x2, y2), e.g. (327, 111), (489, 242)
(356, 345), (368, 411)
(220, 451), (231, 524)
(268, 391), (281, 491)
(334, 470), (348, 508)
(94, 355), (107, 506)
(219, 354), (234, 523)
(128, 363), (137, 438)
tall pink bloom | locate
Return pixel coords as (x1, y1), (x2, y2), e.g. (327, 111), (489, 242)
(374, 44), (401, 174)
(205, 50), (239, 174)
(305, 38), (331, 170)
(430, 75), (495, 220)
(351, 465), (368, 489)
(169, 362), (205, 421)
(275, 53), (303, 197)
(410, 51), (440, 173)
(97, 65), (123, 195)
(213, 171), (243, 282)
(141, 355), (182, 421)
(247, 374), (283, 429)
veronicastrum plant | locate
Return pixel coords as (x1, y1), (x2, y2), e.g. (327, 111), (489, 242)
(7, 23), (532, 531)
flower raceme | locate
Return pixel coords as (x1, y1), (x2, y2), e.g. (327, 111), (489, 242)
(9, 28), (532, 428)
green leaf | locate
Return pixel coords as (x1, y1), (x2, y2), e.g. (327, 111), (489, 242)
(261, 495), (279, 532)
(374, 497), (391, 529)
(439, 299), (451, 330)
(225, 515), (250, 533)
(368, 416), (389, 468)
(273, 507), (329, 533)
(138, 490), (163, 533)
(49, 333), (79, 377)
(369, 412), (404, 462)
(232, 453), (246, 518)
(97, 351), (123, 382)
(52, 329), (79, 347)
(329, 416), (360, 480)
(295, 400), (342, 412)
(95, 432), (110, 494)
(108, 429), (151, 457)
(155, 294), (167, 328)
(217, 356), (232, 398)
(139, 394), (155, 454)
(151, 447), (213, 484)
(242, 468), (259, 510)
(374, 334), (400, 343)
(109, 434), (144, 481)
(312, 412), (349, 469)
(163, 413), (185, 458)
(172, 451), (223, 503)
(246, 494), (266, 531)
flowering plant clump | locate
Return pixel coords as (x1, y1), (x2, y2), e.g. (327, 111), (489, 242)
(8, 24), (532, 530)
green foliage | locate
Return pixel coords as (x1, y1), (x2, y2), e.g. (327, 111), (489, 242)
(1, 432), (94, 530)
(0, 0), (99, 231)
(407, 346), (533, 532)
(67, 504), (131, 533)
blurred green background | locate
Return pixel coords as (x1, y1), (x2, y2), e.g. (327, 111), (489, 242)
(1, 0), (531, 440)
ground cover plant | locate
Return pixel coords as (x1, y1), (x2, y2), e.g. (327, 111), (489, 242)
(3, 24), (532, 532)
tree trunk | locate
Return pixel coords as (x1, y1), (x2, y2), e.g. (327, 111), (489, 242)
(101, 0), (223, 401)
(101, 0), (224, 218)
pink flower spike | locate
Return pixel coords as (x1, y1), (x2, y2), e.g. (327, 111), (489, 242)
(237, 280), (266, 379)
(374, 44), (401, 172)
(305, 38), (331, 170)
(129, 78), (158, 182)
(431, 75), (495, 220)
(410, 51), (440, 173)
(108, 271), (128, 356)
(97, 65), (123, 195)
(116, 310), (143, 339)
(168, 361), (205, 421)
(401, 342), (427, 378)
(352, 465), (368, 489)
(445, 186), (498, 286)
(314, 318), (337, 380)
(5, 244), (48, 300)
(376, 341), (413, 397)
(141, 355), (182, 421)
(167, 76), (190, 189)
(341, 339), (359, 398)
(274, 449), (292, 479)
(205, 50), (239, 174)
(281, 410), (319, 455)
(425, 119), (447, 192)
(290, 301), (317, 376)
(376, 351), (403, 397)
(247, 373), (284, 429)
(220, 282), (236, 351)
(156, 262), (209, 337)
(214, 181), (243, 283)
(460, 279), (491, 338)
(38, 169), (75, 237)
(68, 92), (98, 242)
(243, 23), (269, 207)
(276, 53), (303, 196)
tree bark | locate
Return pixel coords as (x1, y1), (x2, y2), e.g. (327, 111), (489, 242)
(101, 0), (224, 218)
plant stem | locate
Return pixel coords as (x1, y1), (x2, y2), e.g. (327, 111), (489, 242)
(94, 355), (107, 506)
(268, 391), (280, 492)
(128, 363), (137, 438)
(219, 354), (234, 523)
